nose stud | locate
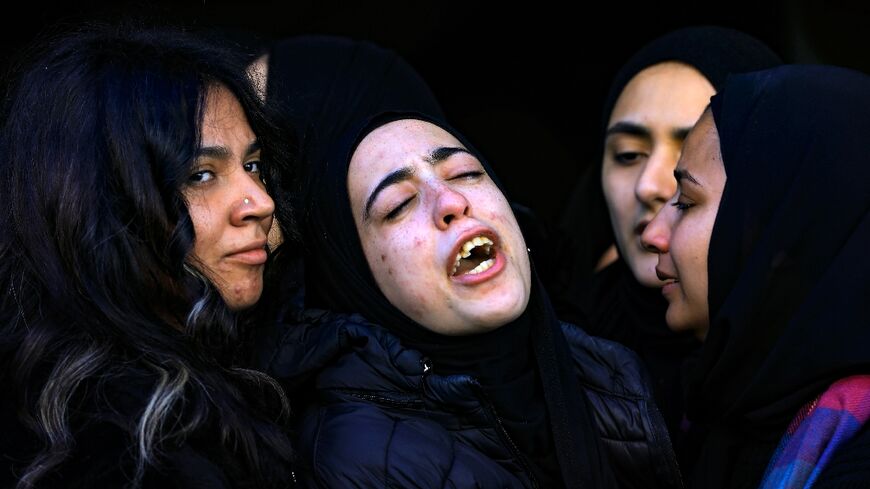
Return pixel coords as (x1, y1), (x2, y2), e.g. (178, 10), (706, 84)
(243, 197), (250, 205)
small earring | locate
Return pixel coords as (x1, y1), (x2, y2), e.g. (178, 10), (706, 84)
(243, 197), (250, 205)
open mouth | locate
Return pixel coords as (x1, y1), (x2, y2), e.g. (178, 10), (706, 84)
(450, 236), (496, 276)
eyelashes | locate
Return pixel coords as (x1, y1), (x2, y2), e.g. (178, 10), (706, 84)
(613, 151), (647, 166)
(385, 195), (415, 221)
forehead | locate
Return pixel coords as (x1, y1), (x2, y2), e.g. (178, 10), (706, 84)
(349, 119), (465, 184)
(353, 120), (463, 165)
(609, 61), (715, 129)
(201, 84), (254, 144)
(679, 111), (722, 174)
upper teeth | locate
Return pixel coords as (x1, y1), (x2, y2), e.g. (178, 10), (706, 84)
(451, 236), (494, 275)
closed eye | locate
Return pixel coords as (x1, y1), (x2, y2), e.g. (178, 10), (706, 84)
(450, 170), (484, 180)
(671, 200), (694, 211)
(385, 195), (416, 221)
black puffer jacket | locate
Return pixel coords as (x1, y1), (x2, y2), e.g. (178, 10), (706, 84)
(257, 311), (682, 488)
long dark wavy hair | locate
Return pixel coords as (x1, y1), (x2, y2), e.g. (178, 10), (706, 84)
(0, 23), (296, 488)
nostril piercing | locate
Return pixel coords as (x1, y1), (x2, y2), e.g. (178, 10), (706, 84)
(244, 197), (250, 205)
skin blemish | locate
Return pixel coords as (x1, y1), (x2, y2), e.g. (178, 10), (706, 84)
(388, 268), (393, 276)
(381, 254), (386, 261)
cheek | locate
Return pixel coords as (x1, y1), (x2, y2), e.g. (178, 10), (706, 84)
(602, 167), (639, 218)
(187, 200), (220, 259)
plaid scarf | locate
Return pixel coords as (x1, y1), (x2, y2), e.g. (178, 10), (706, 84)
(760, 375), (870, 488)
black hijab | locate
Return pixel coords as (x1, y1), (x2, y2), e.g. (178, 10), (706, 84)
(266, 35), (445, 168)
(686, 65), (870, 488)
(267, 36), (614, 488)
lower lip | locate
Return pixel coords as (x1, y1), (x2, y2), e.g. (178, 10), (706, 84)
(226, 248), (268, 265)
(450, 249), (506, 285)
(661, 281), (679, 297)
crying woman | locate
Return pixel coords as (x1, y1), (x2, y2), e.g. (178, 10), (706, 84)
(255, 106), (685, 488)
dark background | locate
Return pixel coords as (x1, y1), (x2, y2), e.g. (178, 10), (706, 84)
(2, 1), (867, 226)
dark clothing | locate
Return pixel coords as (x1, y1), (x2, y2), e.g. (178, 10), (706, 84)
(815, 426), (870, 488)
(1, 376), (237, 489)
(571, 259), (700, 441)
(683, 65), (870, 488)
(258, 310), (682, 489)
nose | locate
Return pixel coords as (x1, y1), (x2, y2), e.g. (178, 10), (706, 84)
(641, 204), (672, 254)
(635, 147), (678, 210)
(432, 185), (470, 230)
(231, 180), (275, 227)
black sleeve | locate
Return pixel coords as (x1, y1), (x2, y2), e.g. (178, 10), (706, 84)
(813, 426), (870, 489)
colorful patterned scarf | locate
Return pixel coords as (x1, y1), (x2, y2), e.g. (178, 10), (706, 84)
(760, 375), (870, 488)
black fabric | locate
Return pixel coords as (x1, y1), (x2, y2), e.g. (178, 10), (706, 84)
(573, 259), (701, 440)
(266, 34), (444, 169)
(257, 309), (682, 488)
(683, 65), (870, 488)
(815, 425), (870, 488)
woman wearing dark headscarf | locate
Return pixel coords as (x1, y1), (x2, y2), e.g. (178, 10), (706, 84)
(554, 26), (782, 440)
(642, 65), (870, 488)
(254, 37), (681, 488)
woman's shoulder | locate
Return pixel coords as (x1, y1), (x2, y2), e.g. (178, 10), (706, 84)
(295, 400), (456, 488)
(559, 320), (652, 399)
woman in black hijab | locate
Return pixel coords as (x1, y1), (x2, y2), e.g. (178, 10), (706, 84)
(642, 64), (870, 488)
(554, 26), (782, 440)
(255, 37), (681, 488)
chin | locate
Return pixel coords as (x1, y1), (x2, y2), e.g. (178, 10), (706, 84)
(665, 308), (706, 340)
(472, 287), (529, 329)
(627, 253), (661, 288)
(222, 285), (263, 312)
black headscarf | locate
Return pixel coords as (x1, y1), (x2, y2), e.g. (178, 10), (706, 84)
(266, 35), (445, 167)
(685, 65), (870, 488)
(268, 36), (614, 488)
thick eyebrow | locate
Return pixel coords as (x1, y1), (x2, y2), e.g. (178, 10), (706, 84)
(425, 146), (471, 164)
(674, 168), (701, 186)
(363, 166), (415, 221)
(196, 140), (260, 160)
(605, 121), (651, 139)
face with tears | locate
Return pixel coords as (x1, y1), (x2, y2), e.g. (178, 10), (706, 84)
(348, 119), (532, 335)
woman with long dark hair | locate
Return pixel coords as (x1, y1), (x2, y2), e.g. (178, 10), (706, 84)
(642, 65), (870, 488)
(0, 24), (296, 488)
